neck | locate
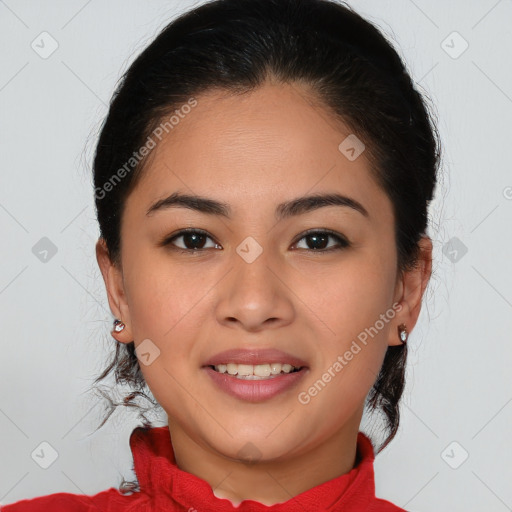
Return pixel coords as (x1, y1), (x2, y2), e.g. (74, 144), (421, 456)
(167, 407), (364, 507)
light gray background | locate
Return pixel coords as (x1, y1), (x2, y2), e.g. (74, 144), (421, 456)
(1, 0), (511, 510)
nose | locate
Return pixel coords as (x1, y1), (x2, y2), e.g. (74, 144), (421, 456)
(214, 246), (295, 333)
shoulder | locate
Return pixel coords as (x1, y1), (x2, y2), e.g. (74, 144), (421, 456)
(0, 487), (144, 511)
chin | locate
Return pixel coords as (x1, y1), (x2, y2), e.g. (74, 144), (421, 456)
(210, 429), (301, 463)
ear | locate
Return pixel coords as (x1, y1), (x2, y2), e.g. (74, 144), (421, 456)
(388, 235), (433, 346)
(95, 238), (134, 344)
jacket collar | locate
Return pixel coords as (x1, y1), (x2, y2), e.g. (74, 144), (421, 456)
(129, 425), (377, 511)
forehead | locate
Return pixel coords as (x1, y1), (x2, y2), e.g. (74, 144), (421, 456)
(125, 82), (390, 220)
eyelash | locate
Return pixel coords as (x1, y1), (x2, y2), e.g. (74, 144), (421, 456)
(160, 228), (350, 254)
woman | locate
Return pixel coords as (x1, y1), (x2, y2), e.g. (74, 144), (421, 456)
(1, 0), (439, 509)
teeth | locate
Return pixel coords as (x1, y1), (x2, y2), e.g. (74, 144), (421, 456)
(214, 362), (300, 377)
(270, 363), (282, 375)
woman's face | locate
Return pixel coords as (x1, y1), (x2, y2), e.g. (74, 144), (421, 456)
(100, 82), (414, 462)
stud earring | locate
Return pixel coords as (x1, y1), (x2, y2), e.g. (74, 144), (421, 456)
(113, 319), (125, 333)
(398, 323), (408, 344)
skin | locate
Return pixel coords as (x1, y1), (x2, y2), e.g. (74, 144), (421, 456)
(96, 80), (432, 506)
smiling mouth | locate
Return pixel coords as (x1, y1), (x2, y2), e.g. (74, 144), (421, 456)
(207, 363), (304, 380)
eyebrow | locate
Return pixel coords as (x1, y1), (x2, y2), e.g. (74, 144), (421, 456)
(146, 191), (369, 220)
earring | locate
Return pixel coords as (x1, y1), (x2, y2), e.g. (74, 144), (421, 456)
(398, 323), (408, 344)
(113, 319), (125, 333)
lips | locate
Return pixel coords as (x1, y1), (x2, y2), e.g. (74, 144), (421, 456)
(203, 365), (309, 402)
(202, 348), (309, 368)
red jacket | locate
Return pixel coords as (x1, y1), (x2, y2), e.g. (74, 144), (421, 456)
(1, 426), (406, 511)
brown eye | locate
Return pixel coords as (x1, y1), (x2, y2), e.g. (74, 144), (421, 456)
(293, 230), (350, 252)
(163, 229), (219, 252)
(160, 228), (349, 255)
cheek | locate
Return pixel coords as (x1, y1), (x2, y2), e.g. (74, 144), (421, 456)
(302, 253), (395, 335)
(296, 284), (391, 425)
(121, 249), (215, 396)
(122, 245), (205, 338)
(296, 251), (396, 395)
